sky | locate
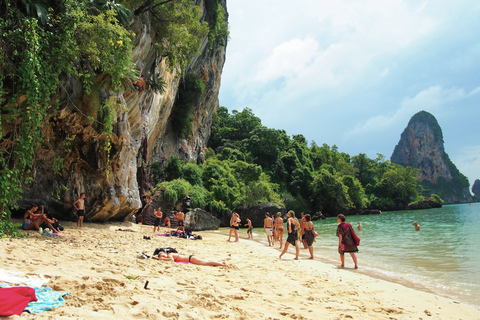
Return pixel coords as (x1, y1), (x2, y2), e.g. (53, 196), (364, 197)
(218, 0), (480, 189)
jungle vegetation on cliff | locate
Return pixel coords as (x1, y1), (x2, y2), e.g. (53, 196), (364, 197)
(151, 107), (439, 218)
(0, 0), (228, 235)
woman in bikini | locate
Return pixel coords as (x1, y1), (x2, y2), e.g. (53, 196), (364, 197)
(302, 214), (316, 259)
(153, 252), (227, 266)
(279, 210), (300, 260)
(227, 212), (237, 241)
(275, 212), (284, 249)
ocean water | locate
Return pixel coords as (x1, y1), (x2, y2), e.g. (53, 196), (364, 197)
(243, 204), (480, 308)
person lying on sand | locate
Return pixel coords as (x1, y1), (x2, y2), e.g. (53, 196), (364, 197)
(152, 252), (227, 266)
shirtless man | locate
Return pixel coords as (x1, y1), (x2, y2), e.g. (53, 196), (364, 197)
(176, 210), (185, 232)
(244, 218), (253, 240)
(412, 221), (421, 231)
(73, 193), (86, 228)
(153, 208), (163, 232)
(264, 213), (274, 246)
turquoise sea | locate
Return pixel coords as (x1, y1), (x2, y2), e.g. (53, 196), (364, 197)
(244, 204), (480, 308)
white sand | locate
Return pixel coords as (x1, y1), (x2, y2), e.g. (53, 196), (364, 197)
(1, 220), (479, 319)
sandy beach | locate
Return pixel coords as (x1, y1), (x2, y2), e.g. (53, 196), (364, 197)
(2, 221), (479, 320)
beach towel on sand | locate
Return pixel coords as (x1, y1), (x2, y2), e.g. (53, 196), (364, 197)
(0, 286), (37, 316)
(0, 283), (70, 314)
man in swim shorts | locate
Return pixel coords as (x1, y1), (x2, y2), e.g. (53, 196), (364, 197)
(73, 192), (86, 228)
(264, 213), (274, 246)
(244, 218), (253, 239)
(176, 210), (185, 232)
(153, 208), (163, 232)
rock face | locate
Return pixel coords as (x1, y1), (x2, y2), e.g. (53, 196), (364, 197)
(235, 203), (287, 228)
(185, 208), (220, 231)
(472, 179), (480, 197)
(391, 111), (472, 203)
(406, 200), (442, 210)
(15, 2), (228, 221)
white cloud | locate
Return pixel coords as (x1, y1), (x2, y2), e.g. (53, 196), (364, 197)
(254, 37), (319, 83)
(452, 145), (480, 186)
(343, 85), (480, 143)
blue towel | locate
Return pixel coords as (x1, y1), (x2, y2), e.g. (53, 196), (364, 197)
(0, 283), (70, 314)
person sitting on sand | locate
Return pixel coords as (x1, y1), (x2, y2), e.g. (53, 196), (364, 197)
(23, 204), (59, 232)
(164, 216), (171, 228)
(279, 210), (300, 260)
(337, 214), (358, 269)
(152, 252), (227, 266)
(412, 221), (420, 231)
(22, 204), (38, 230)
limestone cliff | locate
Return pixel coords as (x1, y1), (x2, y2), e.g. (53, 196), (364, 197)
(391, 111), (472, 203)
(472, 179), (480, 198)
(16, 1), (228, 221)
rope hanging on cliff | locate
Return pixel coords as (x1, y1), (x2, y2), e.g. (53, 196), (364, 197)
(139, 30), (152, 226)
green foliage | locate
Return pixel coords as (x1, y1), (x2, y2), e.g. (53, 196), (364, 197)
(202, 159), (240, 208)
(182, 162), (203, 186)
(150, 162), (164, 186)
(156, 179), (191, 206)
(235, 173), (283, 208)
(429, 194), (444, 203)
(134, 0), (209, 71)
(164, 155), (183, 181)
(170, 74), (205, 138)
(54, 184), (69, 200)
(205, 0), (229, 49)
(374, 164), (420, 206)
(90, 0), (133, 26)
(207, 107), (429, 215)
(74, 9), (135, 91)
(189, 185), (210, 209)
(312, 168), (351, 214)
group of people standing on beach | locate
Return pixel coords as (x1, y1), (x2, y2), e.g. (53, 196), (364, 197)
(227, 210), (360, 269)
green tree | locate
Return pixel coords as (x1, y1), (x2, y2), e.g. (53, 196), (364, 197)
(164, 155), (183, 181)
(182, 162), (203, 186)
(312, 168), (350, 215)
(375, 164), (420, 207)
(202, 159), (240, 209)
(133, 0), (209, 71)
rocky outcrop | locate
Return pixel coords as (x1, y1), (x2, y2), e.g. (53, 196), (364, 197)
(235, 203), (287, 228)
(472, 179), (480, 197)
(185, 208), (220, 231)
(406, 200), (442, 210)
(15, 2), (228, 221)
(356, 209), (382, 215)
(391, 111), (472, 204)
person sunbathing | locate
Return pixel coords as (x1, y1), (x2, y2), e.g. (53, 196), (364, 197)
(152, 252), (227, 266)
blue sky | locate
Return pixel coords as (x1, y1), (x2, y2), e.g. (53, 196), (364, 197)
(218, 0), (480, 188)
